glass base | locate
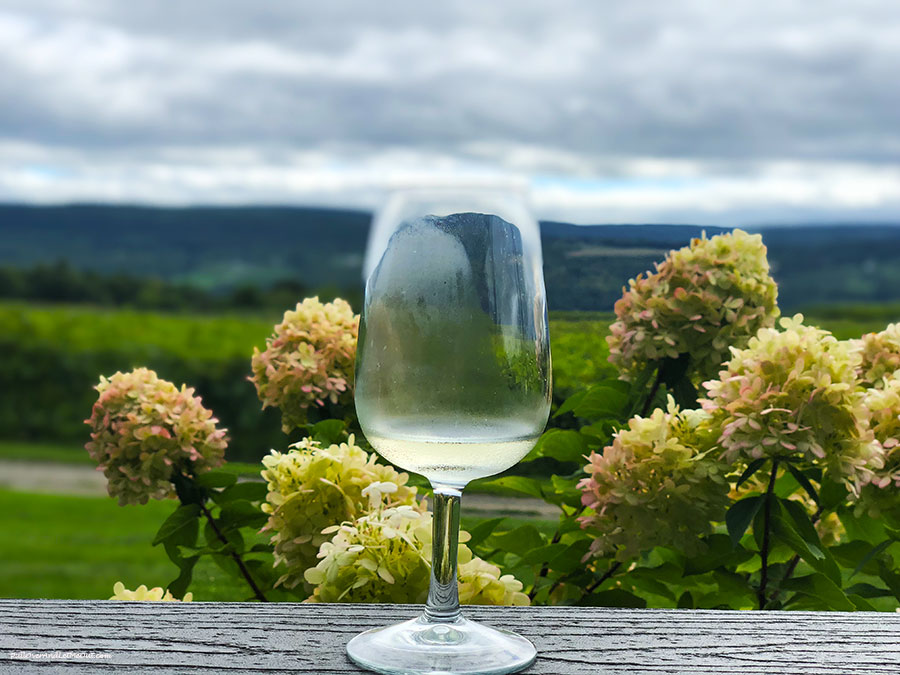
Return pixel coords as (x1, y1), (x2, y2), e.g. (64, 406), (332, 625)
(346, 613), (536, 675)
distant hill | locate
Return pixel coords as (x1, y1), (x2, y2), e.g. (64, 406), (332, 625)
(1, 204), (900, 312)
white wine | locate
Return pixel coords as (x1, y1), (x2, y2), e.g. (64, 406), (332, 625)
(362, 416), (542, 487)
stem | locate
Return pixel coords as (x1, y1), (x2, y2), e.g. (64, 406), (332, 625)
(529, 503), (586, 601)
(199, 502), (268, 602)
(639, 367), (664, 418)
(424, 485), (462, 622)
(757, 459), (780, 610)
(585, 561), (622, 595)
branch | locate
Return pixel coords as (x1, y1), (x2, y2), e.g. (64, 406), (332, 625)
(757, 459), (780, 610)
(199, 502), (268, 602)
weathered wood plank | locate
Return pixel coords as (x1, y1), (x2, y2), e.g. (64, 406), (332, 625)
(1, 600), (899, 674)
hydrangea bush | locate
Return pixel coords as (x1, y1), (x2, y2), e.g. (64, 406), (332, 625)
(250, 297), (358, 433)
(86, 228), (900, 613)
(85, 368), (227, 505)
(607, 229), (779, 385)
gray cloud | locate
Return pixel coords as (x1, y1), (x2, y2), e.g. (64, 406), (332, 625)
(0, 1), (899, 220)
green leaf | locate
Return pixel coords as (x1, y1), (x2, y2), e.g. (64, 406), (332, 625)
(831, 540), (878, 570)
(311, 419), (347, 445)
(571, 384), (630, 420)
(153, 504), (201, 546)
(194, 471), (237, 489)
(781, 573), (855, 611)
(878, 560), (900, 603)
(220, 501), (268, 531)
(554, 390), (587, 418)
(726, 496), (763, 548)
(217, 481), (268, 504)
(736, 458), (767, 488)
(548, 539), (593, 575)
(677, 591), (694, 609)
(465, 517), (506, 549)
(534, 429), (587, 463)
(683, 534), (752, 576)
(166, 556), (198, 599)
(578, 589), (646, 608)
(518, 543), (569, 566)
(851, 539), (895, 579)
(478, 476), (544, 500)
(544, 474), (585, 510)
(779, 499), (824, 554)
(848, 594), (877, 611)
(489, 525), (546, 557)
(771, 504), (841, 585)
(818, 478), (848, 511)
(211, 551), (240, 577)
(846, 582), (895, 599)
(784, 463), (819, 505)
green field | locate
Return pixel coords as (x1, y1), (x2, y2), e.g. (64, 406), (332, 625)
(0, 488), (249, 600)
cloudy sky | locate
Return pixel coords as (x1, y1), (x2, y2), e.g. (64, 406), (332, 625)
(1, 1), (899, 223)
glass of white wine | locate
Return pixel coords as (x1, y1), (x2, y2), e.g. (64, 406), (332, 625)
(347, 187), (552, 675)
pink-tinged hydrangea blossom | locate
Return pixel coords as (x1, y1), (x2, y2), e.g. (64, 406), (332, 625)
(855, 323), (900, 388)
(261, 436), (422, 589)
(607, 229), (779, 383)
(854, 373), (900, 518)
(303, 506), (529, 605)
(250, 297), (359, 433)
(109, 581), (192, 601)
(85, 368), (227, 506)
(702, 315), (883, 494)
(578, 398), (729, 562)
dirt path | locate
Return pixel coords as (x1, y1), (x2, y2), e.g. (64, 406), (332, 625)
(0, 460), (559, 518)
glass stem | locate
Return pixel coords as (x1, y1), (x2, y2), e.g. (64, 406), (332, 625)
(424, 484), (462, 623)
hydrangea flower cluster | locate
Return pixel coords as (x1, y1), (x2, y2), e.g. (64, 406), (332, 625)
(250, 297), (359, 433)
(855, 323), (900, 388)
(701, 315), (882, 493)
(607, 229), (779, 383)
(303, 505), (433, 603)
(578, 398), (730, 562)
(303, 506), (530, 605)
(854, 374), (900, 518)
(85, 368), (227, 506)
(457, 557), (530, 606)
(109, 581), (192, 601)
(261, 436), (421, 589)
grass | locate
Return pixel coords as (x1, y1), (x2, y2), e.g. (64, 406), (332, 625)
(0, 486), (556, 600)
(0, 488), (248, 601)
(0, 440), (95, 464)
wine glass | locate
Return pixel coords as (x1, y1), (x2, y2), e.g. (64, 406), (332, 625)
(347, 187), (552, 674)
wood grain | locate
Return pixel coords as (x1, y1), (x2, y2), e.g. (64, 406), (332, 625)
(1, 600), (899, 674)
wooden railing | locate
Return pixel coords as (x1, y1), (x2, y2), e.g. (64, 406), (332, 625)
(2, 600), (899, 673)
